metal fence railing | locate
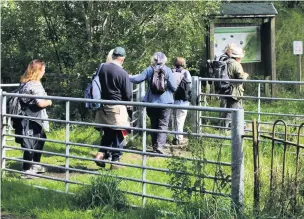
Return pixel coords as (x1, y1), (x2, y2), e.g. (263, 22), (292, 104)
(196, 77), (304, 139)
(0, 89), (244, 208)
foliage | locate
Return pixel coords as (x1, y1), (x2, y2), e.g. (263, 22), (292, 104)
(274, 3), (304, 81)
(73, 174), (127, 211)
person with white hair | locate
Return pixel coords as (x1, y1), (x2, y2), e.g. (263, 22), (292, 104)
(129, 52), (177, 154)
(221, 46), (249, 128)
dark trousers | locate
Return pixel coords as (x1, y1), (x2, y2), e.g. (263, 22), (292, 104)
(99, 128), (125, 161)
(220, 98), (242, 128)
(147, 107), (171, 149)
(22, 121), (46, 170)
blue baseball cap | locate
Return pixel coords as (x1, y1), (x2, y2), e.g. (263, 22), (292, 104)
(113, 47), (126, 57)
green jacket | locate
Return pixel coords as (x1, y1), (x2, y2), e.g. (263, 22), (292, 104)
(226, 58), (248, 100)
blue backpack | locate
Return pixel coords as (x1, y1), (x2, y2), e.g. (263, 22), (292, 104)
(84, 64), (103, 110)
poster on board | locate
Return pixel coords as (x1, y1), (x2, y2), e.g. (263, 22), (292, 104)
(214, 26), (261, 63)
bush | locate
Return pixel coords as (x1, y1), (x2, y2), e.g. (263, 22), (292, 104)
(74, 175), (127, 211)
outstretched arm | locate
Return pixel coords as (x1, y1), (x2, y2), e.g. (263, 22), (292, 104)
(129, 67), (151, 84)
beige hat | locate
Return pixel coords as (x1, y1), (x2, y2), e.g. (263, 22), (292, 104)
(223, 43), (237, 53)
(230, 47), (245, 58)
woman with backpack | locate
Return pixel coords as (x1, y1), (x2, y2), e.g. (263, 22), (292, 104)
(171, 57), (192, 145)
(129, 52), (177, 154)
(17, 59), (52, 178)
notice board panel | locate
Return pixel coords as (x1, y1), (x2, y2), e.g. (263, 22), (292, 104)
(214, 26), (261, 63)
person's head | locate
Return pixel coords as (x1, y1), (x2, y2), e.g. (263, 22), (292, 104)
(151, 52), (167, 66)
(174, 57), (186, 68)
(224, 43), (237, 57)
(111, 47), (126, 65)
(20, 59), (45, 83)
(106, 49), (114, 63)
(230, 46), (245, 62)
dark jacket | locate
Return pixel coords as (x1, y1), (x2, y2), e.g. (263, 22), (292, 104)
(99, 62), (132, 101)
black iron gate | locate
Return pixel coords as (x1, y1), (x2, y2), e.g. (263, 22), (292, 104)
(252, 119), (304, 217)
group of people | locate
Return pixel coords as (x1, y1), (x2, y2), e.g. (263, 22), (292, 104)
(93, 47), (192, 168)
(15, 43), (248, 175)
(15, 47), (192, 174)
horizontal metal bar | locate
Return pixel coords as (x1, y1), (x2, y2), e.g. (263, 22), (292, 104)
(199, 78), (304, 85)
(201, 93), (304, 101)
(3, 168), (81, 184)
(3, 92), (241, 112)
(0, 83), (19, 87)
(4, 145), (231, 174)
(243, 111), (304, 118)
(260, 135), (304, 149)
(5, 114), (231, 140)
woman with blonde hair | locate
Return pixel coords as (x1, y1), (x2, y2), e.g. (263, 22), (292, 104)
(17, 59), (52, 178)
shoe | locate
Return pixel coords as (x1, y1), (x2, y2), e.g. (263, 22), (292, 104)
(172, 139), (180, 145)
(153, 148), (168, 155)
(31, 164), (46, 173)
(21, 169), (37, 179)
(93, 152), (106, 168)
(110, 160), (125, 170)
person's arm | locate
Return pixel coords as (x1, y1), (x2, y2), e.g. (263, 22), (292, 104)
(37, 100), (52, 108)
(129, 67), (151, 84)
(184, 70), (192, 88)
(234, 64), (249, 80)
(166, 68), (177, 92)
(32, 82), (52, 108)
(122, 73), (132, 101)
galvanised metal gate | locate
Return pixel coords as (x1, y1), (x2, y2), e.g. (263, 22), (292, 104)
(0, 85), (245, 209)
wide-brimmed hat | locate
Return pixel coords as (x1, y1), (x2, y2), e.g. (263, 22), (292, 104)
(230, 47), (245, 58)
(222, 43), (237, 53)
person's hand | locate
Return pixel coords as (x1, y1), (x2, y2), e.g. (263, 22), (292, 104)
(48, 100), (52, 106)
(243, 72), (249, 80)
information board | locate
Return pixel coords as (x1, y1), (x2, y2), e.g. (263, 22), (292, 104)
(214, 26), (261, 63)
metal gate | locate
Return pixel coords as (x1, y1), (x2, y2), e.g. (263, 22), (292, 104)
(252, 119), (304, 216)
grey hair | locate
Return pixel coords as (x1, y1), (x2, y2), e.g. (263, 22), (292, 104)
(151, 52), (167, 66)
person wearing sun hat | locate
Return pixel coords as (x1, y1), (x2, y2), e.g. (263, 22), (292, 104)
(94, 46), (132, 169)
(221, 46), (249, 128)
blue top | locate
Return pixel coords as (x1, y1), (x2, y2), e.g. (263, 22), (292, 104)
(129, 65), (177, 104)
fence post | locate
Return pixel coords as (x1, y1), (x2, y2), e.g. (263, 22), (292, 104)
(0, 89), (3, 173)
(141, 107), (147, 207)
(65, 101), (70, 193)
(231, 108), (244, 211)
(139, 82), (145, 128)
(191, 76), (199, 134)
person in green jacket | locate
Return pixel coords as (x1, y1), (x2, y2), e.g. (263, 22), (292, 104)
(222, 46), (249, 128)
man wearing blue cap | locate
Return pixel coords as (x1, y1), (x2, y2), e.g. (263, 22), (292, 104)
(94, 47), (132, 169)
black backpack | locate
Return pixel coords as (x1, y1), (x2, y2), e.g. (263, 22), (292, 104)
(207, 54), (232, 95)
(173, 69), (192, 101)
(150, 65), (166, 95)
(7, 83), (28, 116)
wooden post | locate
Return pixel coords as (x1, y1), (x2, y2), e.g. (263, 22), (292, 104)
(270, 17), (276, 97)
